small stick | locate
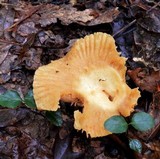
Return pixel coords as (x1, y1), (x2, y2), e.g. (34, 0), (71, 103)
(0, 39), (21, 45)
(146, 1), (160, 13)
(113, 19), (136, 38)
(5, 5), (42, 31)
(146, 123), (160, 142)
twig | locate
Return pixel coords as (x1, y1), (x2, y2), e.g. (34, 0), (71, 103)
(146, 123), (160, 142)
(113, 19), (136, 38)
(5, 5), (42, 31)
(146, 1), (160, 13)
(0, 39), (21, 45)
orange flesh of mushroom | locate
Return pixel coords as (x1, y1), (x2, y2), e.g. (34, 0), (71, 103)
(33, 32), (140, 137)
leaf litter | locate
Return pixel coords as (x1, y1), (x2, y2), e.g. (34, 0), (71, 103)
(0, 0), (160, 159)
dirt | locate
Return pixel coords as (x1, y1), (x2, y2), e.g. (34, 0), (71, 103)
(0, 0), (159, 159)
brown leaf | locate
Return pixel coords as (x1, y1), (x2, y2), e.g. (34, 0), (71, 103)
(0, 49), (17, 84)
(53, 133), (84, 159)
(144, 140), (160, 159)
(138, 8), (160, 33)
(17, 22), (38, 36)
(0, 108), (28, 127)
(0, 6), (15, 38)
(147, 91), (160, 141)
(0, 108), (54, 158)
(23, 47), (42, 70)
(133, 26), (160, 70)
(19, 33), (36, 59)
(30, 4), (119, 27)
(88, 8), (120, 26)
(128, 68), (160, 93)
(94, 153), (111, 159)
(32, 4), (94, 27)
(0, 44), (11, 65)
(7, 3), (41, 31)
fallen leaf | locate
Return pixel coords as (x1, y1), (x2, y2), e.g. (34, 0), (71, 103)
(53, 134), (84, 159)
(17, 22), (38, 36)
(0, 53), (17, 84)
(128, 68), (160, 93)
(94, 153), (109, 159)
(0, 108), (28, 128)
(0, 108), (54, 158)
(30, 4), (119, 27)
(0, 5), (15, 38)
(42, 30), (65, 48)
(146, 91), (160, 141)
(33, 4), (94, 27)
(18, 33), (36, 59)
(133, 26), (160, 70)
(0, 44), (11, 65)
(88, 8), (120, 26)
(144, 139), (160, 159)
(23, 47), (42, 70)
(7, 3), (41, 31)
(138, 8), (160, 33)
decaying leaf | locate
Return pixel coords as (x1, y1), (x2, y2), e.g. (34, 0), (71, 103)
(33, 33), (140, 137)
(128, 68), (160, 93)
(133, 26), (160, 70)
(147, 90), (160, 141)
(144, 140), (160, 159)
(0, 5), (15, 38)
(25, 4), (119, 27)
(23, 47), (42, 70)
(0, 53), (17, 84)
(0, 44), (11, 65)
(88, 8), (120, 26)
(33, 4), (94, 27)
(0, 108), (54, 158)
(138, 8), (160, 33)
(17, 22), (38, 36)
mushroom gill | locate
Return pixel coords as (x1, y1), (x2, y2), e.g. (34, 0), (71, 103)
(33, 32), (140, 137)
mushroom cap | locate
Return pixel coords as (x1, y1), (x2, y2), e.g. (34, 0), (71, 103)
(33, 32), (140, 137)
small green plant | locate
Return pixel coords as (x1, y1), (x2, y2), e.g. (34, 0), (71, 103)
(129, 139), (142, 153)
(45, 110), (63, 127)
(23, 90), (37, 108)
(0, 90), (22, 108)
(0, 89), (63, 126)
(104, 112), (155, 153)
(0, 89), (36, 109)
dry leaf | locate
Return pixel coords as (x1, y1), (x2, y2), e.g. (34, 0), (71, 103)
(138, 8), (160, 33)
(0, 5), (15, 38)
(88, 8), (120, 26)
(133, 26), (160, 70)
(128, 68), (160, 93)
(33, 4), (94, 27)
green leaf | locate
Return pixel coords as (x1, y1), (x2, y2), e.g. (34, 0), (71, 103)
(24, 90), (36, 109)
(129, 139), (142, 153)
(46, 110), (63, 127)
(131, 112), (155, 131)
(0, 90), (21, 108)
(104, 115), (128, 133)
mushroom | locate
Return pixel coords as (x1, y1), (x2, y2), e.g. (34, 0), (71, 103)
(33, 32), (140, 137)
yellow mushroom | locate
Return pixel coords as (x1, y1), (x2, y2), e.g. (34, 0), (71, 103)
(33, 32), (140, 137)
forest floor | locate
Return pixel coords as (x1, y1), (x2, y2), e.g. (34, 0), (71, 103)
(0, 0), (159, 159)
